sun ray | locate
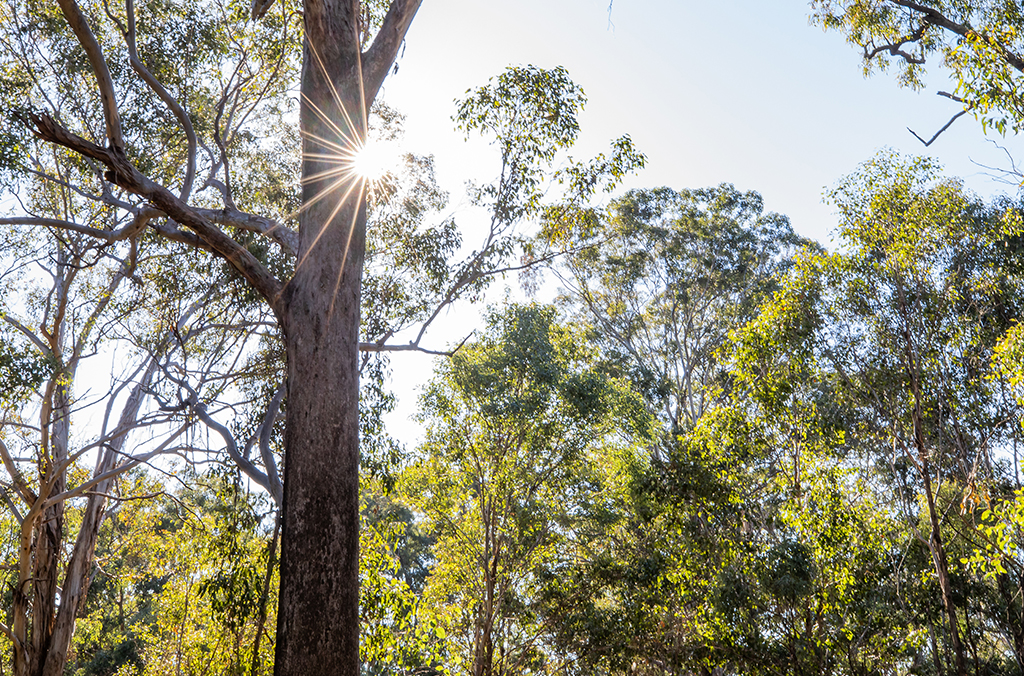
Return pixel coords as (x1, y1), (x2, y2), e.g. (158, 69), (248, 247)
(300, 94), (359, 150)
(301, 165), (356, 185)
(290, 174), (350, 218)
(292, 34), (397, 302)
(293, 177), (364, 274)
(308, 42), (362, 144)
(301, 131), (356, 157)
(329, 179), (367, 319)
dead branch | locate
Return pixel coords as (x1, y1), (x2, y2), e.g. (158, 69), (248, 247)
(864, 23), (927, 64)
(908, 110), (969, 146)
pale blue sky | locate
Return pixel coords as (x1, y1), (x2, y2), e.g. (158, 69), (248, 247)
(375, 0), (1022, 441)
(382, 0), (1017, 244)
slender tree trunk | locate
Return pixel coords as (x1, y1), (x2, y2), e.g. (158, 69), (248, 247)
(251, 514), (281, 676)
(31, 378), (69, 676)
(919, 455), (967, 676)
(274, 3), (366, 673)
(899, 275), (967, 676)
(997, 572), (1024, 671)
(930, 623), (946, 676)
(38, 354), (162, 676)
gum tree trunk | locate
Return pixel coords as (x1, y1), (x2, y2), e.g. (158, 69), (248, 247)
(273, 2), (422, 672)
(275, 1), (365, 673)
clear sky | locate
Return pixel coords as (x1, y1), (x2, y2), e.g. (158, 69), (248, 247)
(372, 0), (1023, 443)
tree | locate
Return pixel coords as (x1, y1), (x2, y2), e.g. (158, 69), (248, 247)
(732, 152), (1024, 674)
(540, 185), (821, 675)
(0, 182), (269, 676)
(0, 0), (416, 670)
(403, 304), (647, 676)
(554, 184), (808, 443)
(1, 0), (645, 672)
(810, 0), (1024, 137)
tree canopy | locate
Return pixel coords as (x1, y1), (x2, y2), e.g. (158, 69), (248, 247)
(2, 1), (1024, 676)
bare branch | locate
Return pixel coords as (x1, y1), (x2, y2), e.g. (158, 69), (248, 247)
(908, 110), (969, 146)
(28, 113), (285, 316)
(0, 210), (154, 244)
(361, 0), (423, 105)
(148, 220), (212, 250)
(43, 424), (189, 509)
(0, 485), (25, 525)
(358, 332), (472, 356)
(71, 249), (137, 365)
(864, 23), (927, 64)
(195, 207), (299, 256)
(2, 310), (53, 357)
(54, 0), (125, 151)
(122, 0), (198, 201)
(967, 139), (1024, 185)
(159, 367), (275, 496)
(257, 383), (285, 505)
(0, 437), (37, 506)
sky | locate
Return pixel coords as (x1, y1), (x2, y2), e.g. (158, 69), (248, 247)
(370, 0), (1024, 443)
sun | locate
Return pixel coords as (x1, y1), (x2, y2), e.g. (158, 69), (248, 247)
(350, 138), (401, 182)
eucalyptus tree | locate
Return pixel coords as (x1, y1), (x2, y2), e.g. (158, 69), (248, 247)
(554, 184), (808, 443)
(810, 0), (1024, 139)
(0, 0), (643, 672)
(733, 153), (1024, 674)
(537, 184), (811, 674)
(403, 304), (648, 676)
(0, 162), (280, 676)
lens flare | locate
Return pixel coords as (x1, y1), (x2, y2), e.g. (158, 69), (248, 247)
(291, 41), (409, 318)
(351, 139), (400, 182)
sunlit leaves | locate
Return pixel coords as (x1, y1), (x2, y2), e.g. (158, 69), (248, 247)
(811, 0), (1024, 133)
(455, 65), (586, 224)
(405, 304), (646, 676)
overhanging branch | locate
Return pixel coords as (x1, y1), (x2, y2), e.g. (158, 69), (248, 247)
(27, 112), (285, 317)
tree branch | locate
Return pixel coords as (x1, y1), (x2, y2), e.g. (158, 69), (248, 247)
(0, 438), (37, 507)
(257, 383), (285, 505)
(908, 109), (968, 146)
(0, 210), (155, 244)
(890, 0), (1024, 72)
(0, 315), (50, 361)
(864, 22), (927, 64)
(358, 332), (472, 356)
(28, 113), (285, 316)
(361, 0), (423, 105)
(54, 0), (125, 151)
(42, 424), (189, 509)
(159, 367), (276, 497)
(195, 207), (299, 256)
(122, 0), (197, 201)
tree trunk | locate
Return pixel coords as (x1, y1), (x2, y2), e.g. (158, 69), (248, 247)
(274, 3), (366, 673)
(997, 572), (1024, 672)
(899, 274), (967, 676)
(919, 455), (967, 676)
(251, 514), (281, 676)
(39, 359), (160, 676)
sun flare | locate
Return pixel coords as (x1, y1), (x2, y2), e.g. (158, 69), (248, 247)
(350, 138), (401, 182)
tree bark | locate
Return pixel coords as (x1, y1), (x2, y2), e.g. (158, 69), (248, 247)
(274, 2), (366, 674)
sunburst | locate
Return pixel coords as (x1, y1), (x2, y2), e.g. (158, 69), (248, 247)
(286, 40), (406, 317)
(350, 137), (401, 186)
